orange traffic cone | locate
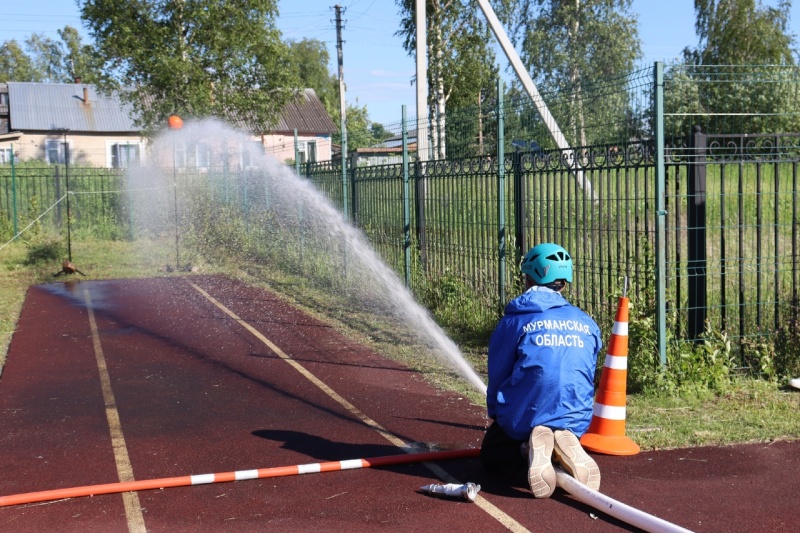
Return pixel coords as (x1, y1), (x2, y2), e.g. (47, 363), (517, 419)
(580, 295), (640, 455)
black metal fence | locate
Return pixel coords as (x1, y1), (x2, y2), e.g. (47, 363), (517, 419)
(3, 62), (800, 367)
(302, 63), (800, 363)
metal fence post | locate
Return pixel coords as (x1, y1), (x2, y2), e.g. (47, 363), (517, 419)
(294, 129), (300, 176)
(497, 78), (506, 312)
(10, 143), (17, 238)
(688, 125), (708, 341)
(341, 133), (349, 221)
(402, 105), (412, 287)
(349, 150), (359, 220)
(415, 143), (427, 271)
(513, 149), (526, 263)
(654, 62), (668, 367)
(54, 165), (62, 227)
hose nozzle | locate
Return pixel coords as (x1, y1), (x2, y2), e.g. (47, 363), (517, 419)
(420, 482), (481, 502)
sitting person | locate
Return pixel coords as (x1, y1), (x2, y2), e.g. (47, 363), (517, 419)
(480, 243), (602, 498)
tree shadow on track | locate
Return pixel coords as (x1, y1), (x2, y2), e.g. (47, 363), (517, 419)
(251, 429), (465, 479)
(391, 415), (486, 432)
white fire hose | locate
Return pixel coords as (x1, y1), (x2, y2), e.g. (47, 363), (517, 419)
(555, 468), (694, 533)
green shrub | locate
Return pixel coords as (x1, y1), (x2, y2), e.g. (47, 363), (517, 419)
(773, 300), (800, 380)
(23, 235), (65, 265)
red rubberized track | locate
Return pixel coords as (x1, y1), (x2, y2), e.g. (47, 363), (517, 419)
(0, 275), (798, 532)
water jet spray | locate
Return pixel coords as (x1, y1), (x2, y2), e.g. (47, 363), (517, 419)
(126, 119), (487, 395)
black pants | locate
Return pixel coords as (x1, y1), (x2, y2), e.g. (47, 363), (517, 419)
(479, 420), (528, 483)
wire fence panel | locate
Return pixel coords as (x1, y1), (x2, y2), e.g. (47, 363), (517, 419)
(3, 63), (800, 368)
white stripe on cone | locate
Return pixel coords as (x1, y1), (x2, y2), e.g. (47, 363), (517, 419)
(612, 321), (628, 336)
(593, 403), (627, 420)
(604, 354), (628, 370)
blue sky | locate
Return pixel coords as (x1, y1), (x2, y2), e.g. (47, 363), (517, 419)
(1, 1), (798, 125)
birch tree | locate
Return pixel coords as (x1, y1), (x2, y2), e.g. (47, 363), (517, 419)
(513, 0), (641, 147)
(396, 0), (504, 159)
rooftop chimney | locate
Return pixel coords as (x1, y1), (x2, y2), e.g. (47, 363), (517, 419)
(83, 86), (89, 104)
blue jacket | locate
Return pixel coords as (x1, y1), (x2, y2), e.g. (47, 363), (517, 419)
(486, 287), (602, 440)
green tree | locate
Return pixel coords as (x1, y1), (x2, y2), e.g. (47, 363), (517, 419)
(342, 101), (375, 149)
(58, 27), (101, 83)
(682, 0), (800, 135)
(396, 0), (503, 158)
(0, 28), (97, 83)
(24, 34), (66, 82)
(370, 122), (394, 142)
(513, 0), (641, 146)
(285, 38), (384, 150)
(0, 40), (36, 81)
(690, 0), (796, 66)
(286, 39), (338, 121)
(79, 0), (297, 134)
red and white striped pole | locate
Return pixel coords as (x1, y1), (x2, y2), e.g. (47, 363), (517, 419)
(0, 448), (479, 508)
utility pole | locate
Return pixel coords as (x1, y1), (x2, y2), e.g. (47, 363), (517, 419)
(334, 4), (348, 218)
(415, 0), (428, 162)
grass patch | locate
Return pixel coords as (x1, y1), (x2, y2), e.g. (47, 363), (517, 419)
(627, 380), (800, 449)
(1, 238), (799, 450)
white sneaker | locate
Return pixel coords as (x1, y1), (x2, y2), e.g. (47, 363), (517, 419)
(790, 377), (800, 390)
(553, 429), (601, 491)
(527, 426), (557, 498)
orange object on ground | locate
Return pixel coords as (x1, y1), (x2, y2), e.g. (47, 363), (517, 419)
(0, 448), (480, 508)
(580, 296), (640, 456)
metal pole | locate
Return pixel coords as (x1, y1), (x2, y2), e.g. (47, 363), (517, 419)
(173, 132), (180, 269)
(415, 0), (429, 163)
(295, 129), (305, 271)
(497, 78), (506, 313)
(294, 128), (300, 176)
(63, 130), (72, 262)
(10, 142), (17, 238)
(475, 0), (592, 198)
(402, 105), (411, 287)
(335, 4), (349, 219)
(654, 62), (667, 367)
(687, 125), (707, 342)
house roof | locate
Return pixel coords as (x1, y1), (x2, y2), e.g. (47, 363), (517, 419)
(269, 89), (336, 135)
(7, 82), (138, 133)
(233, 88), (336, 135)
(5, 83), (336, 136)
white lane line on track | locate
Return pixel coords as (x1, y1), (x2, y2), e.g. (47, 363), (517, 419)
(84, 289), (147, 533)
(190, 282), (529, 533)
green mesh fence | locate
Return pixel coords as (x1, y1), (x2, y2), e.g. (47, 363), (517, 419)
(3, 63), (800, 370)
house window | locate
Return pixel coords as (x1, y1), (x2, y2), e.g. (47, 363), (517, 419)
(0, 147), (11, 164)
(45, 139), (71, 164)
(296, 141), (317, 165)
(239, 142), (262, 169)
(109, 142), (142, 168)
(174, 143), (187, 168)
(195, 142), (210, 169)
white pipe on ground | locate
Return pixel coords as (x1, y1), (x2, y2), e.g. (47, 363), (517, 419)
(555, 469), (694, 533)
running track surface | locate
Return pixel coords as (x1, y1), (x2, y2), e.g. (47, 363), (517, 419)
(0, 275), (798, 532)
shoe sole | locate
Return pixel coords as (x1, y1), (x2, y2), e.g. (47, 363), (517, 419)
(528, 426), (557, 498)
(553, 429), (601, 491)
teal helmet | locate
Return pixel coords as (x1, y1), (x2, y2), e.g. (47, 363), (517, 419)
(521, 243), (573, 284)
